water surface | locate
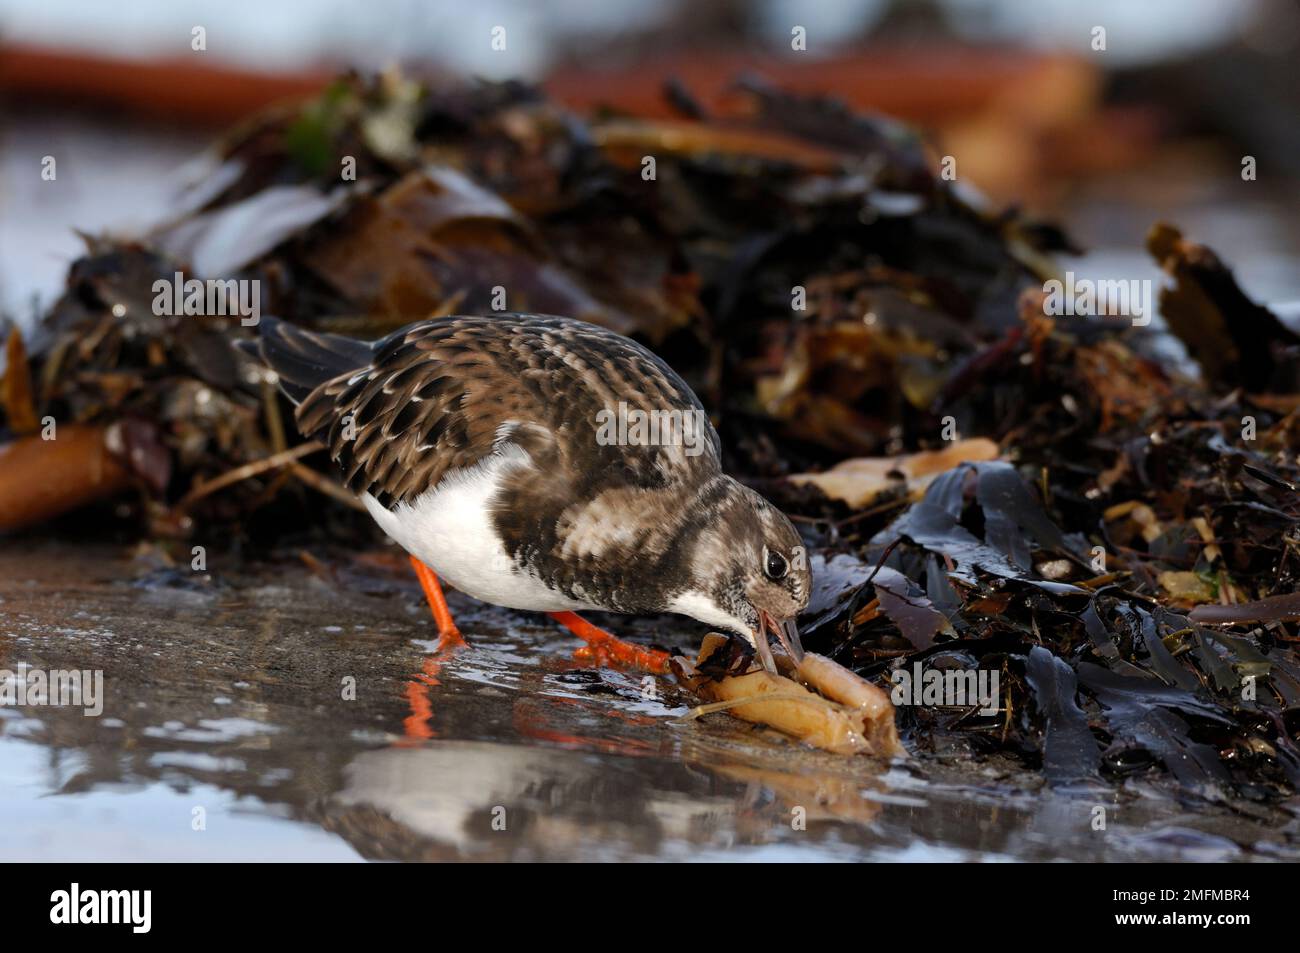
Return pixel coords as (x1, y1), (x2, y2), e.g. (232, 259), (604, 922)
(1, 542), (1295, 861)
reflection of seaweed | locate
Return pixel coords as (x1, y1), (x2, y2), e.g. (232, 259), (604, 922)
(2, 72), (1298, 800)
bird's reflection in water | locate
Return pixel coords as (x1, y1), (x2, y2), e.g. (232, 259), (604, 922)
(329, 652), (891, 861)
(400, 655), (447, 743)
(331, 739), (888, 861)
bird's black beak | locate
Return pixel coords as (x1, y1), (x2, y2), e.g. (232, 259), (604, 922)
(755, 610), (805, 673)
(775, 615), (805, 663)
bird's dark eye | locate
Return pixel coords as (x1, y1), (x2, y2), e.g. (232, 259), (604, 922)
(764, 549), (788, 580)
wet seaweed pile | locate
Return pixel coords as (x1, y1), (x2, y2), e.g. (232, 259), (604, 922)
(2, 72), (1298, 798)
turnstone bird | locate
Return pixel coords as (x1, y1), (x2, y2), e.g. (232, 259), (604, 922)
(242, 313), (808, 673)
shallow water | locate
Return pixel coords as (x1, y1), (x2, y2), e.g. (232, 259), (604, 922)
(1, 541), (1296, 862)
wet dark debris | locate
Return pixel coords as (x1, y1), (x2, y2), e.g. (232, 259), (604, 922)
(2, 71), (1299, 802)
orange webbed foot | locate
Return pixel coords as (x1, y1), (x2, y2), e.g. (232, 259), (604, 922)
(549, 611), (671, 675)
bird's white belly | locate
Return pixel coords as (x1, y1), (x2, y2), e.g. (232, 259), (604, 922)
(361, 445), (592, 613)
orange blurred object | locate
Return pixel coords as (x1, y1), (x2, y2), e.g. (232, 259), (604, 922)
(0, 425), (131, 532)
(0, 43), (330, 125)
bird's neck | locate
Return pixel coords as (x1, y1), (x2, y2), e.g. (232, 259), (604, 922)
(657, 475), (753, 632)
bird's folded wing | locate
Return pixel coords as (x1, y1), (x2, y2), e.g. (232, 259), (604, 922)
(295, 314), (721, 509)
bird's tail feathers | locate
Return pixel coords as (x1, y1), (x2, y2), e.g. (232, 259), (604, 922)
(238, 316), (372, 405)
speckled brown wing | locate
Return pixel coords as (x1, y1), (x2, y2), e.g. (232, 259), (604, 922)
(293, 313), (722, 509)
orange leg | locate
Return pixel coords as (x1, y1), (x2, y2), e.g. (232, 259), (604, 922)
(549, 611), (671, 675)
(409, 555), (465, 649)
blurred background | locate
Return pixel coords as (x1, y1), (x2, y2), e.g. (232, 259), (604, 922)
(3, 0), (1300, 323)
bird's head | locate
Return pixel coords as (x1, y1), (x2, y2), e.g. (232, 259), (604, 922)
(673, 478), (811, 671)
